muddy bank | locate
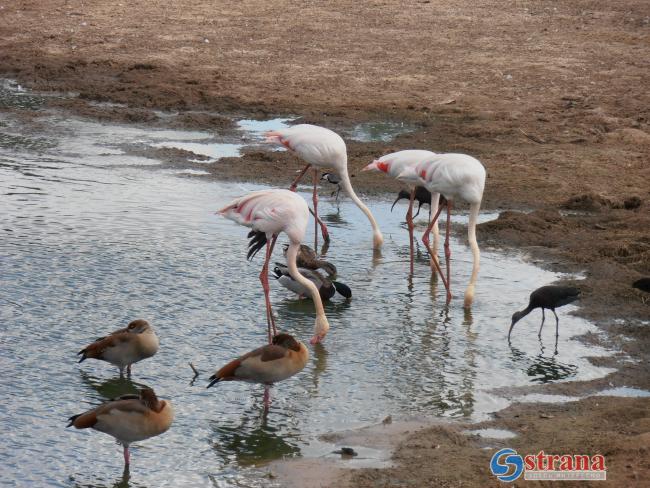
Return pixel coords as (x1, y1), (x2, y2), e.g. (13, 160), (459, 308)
(1, 0), (649, 487)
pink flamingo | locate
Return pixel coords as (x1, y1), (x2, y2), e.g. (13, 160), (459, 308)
(399, 153), (486, 308)
(218, 189), (330, 344)
(362, 150), (441, 274)
(264, 124), (383, 250)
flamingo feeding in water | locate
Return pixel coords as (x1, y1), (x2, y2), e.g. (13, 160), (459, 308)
(218, 189), (330, 344)
(363, 150), (441, 274)
(399, 153), (486, 307)
(264, 124), (383, 250)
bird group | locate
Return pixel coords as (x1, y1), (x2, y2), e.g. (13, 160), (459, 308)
(67, 123), (587, 472)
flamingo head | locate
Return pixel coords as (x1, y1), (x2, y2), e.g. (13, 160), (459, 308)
(310, 315), (330, 345)
(362, 160), (389, 173)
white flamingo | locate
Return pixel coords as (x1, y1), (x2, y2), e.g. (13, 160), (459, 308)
(362, 150), (441, 274)
(399, 153), (486, 308)
(218, 189), (330, 344)
(265, 124), (383, 250)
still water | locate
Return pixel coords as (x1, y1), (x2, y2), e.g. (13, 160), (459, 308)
(0, 85), (614, 487)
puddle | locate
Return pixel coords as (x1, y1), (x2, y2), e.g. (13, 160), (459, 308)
(0, 83), (619, 487)
(464, 428), (518, 440)
(595, 387), (650, 398)
(152, 141), (241, 161)
(513, 393), (582, 404)
(346, 120), (419, 142)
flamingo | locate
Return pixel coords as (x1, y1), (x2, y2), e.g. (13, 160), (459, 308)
(264, 124), (383, 250)
(67, 388), (173, 467)
(218, 189), (330, 344)
(362, 150), (441, 274)
(77, 319), (159, 377)
(398, 153), (486, 307)
(207, 332), (309, 410)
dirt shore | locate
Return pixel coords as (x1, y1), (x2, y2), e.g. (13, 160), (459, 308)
(1, 1), (648, 486)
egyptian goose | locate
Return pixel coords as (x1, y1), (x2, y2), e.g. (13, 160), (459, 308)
(67, 388), (173, 466)
(272, 263), (351, 301)
(509, 286), (581, 341)
(207, 333), (309, 408)
(78, 319), (159, 376)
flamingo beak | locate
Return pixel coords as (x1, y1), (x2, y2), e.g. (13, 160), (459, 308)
(361, 161), (379, 172)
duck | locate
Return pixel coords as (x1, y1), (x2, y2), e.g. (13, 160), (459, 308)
(67, 388), (173, 466)
(78, 319), (159, 376)
(282, 243), (337, 277)
(272, 263), (352, 301)
(509, 286), (581, 341)
(207, 333), (309, 408)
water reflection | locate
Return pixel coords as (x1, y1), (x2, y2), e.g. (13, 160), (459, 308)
(508, 344), (578, 383)
(78, 370), (148, 402)
(210, 409), (300, 466)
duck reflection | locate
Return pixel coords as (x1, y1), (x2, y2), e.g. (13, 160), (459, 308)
(78, 370), (148, 402)
(209, 406), (300, 466)
(71, 465), (133, 488)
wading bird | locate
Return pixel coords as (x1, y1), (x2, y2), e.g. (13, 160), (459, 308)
(207, 333), (309, 409)
(321, 172), (342, 202)
(77, 319), (159, 377)
(632, 278), (650, 303)
(391, 187), (447, 219)
(273, 263), (352, 301)
(363, 150), (440, 274)
(508, 285), (581, 341)
(265, 124), (383, 250)
(399, 153), (486, 307)
(282, 243), (337, 277)
(67, 388), (173, 467)
(219, 189), (330, 344)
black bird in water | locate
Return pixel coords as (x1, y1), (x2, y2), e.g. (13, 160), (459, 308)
(391, 186), (446, 218)
(508, 286), (581, 341)
(320, 172), (342, 201)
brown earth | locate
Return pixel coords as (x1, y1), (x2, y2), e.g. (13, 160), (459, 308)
(1, 1), (648, 486)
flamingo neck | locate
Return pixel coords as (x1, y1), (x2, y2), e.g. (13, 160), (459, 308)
(338, 168), (383, 249)
(286, 242), (330, 340)
(463, 202), (481, 308)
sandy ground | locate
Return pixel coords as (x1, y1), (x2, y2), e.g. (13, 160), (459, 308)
(1, 1), (648, 486)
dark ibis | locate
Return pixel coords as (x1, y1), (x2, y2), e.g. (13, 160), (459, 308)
(509, 285), (581, 341)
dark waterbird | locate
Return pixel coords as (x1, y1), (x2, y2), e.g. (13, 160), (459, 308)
(632, 278), (650, 293)
(391, 186), (447, 218)
(282, 243), (337, 277)
(321, 172), (342, 201)
(508, 286), (581, 341)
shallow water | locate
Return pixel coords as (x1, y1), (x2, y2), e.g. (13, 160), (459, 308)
(0, 85), (617, 487)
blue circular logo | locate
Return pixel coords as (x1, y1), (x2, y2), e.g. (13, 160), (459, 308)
(490, 448), (524, 482)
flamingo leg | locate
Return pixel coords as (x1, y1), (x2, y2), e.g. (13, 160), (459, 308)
(289, 164), (311, 192)
(406, 189), (415, 275)
(123, 445), (130, 466)
(308, 208), (330, 243)
(538, 309), (546, 338)
(313, 171), (318, 250)
(422, 204), (450, 292)
(260, 234), (278, 343)
(444, 200), (452, 304)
